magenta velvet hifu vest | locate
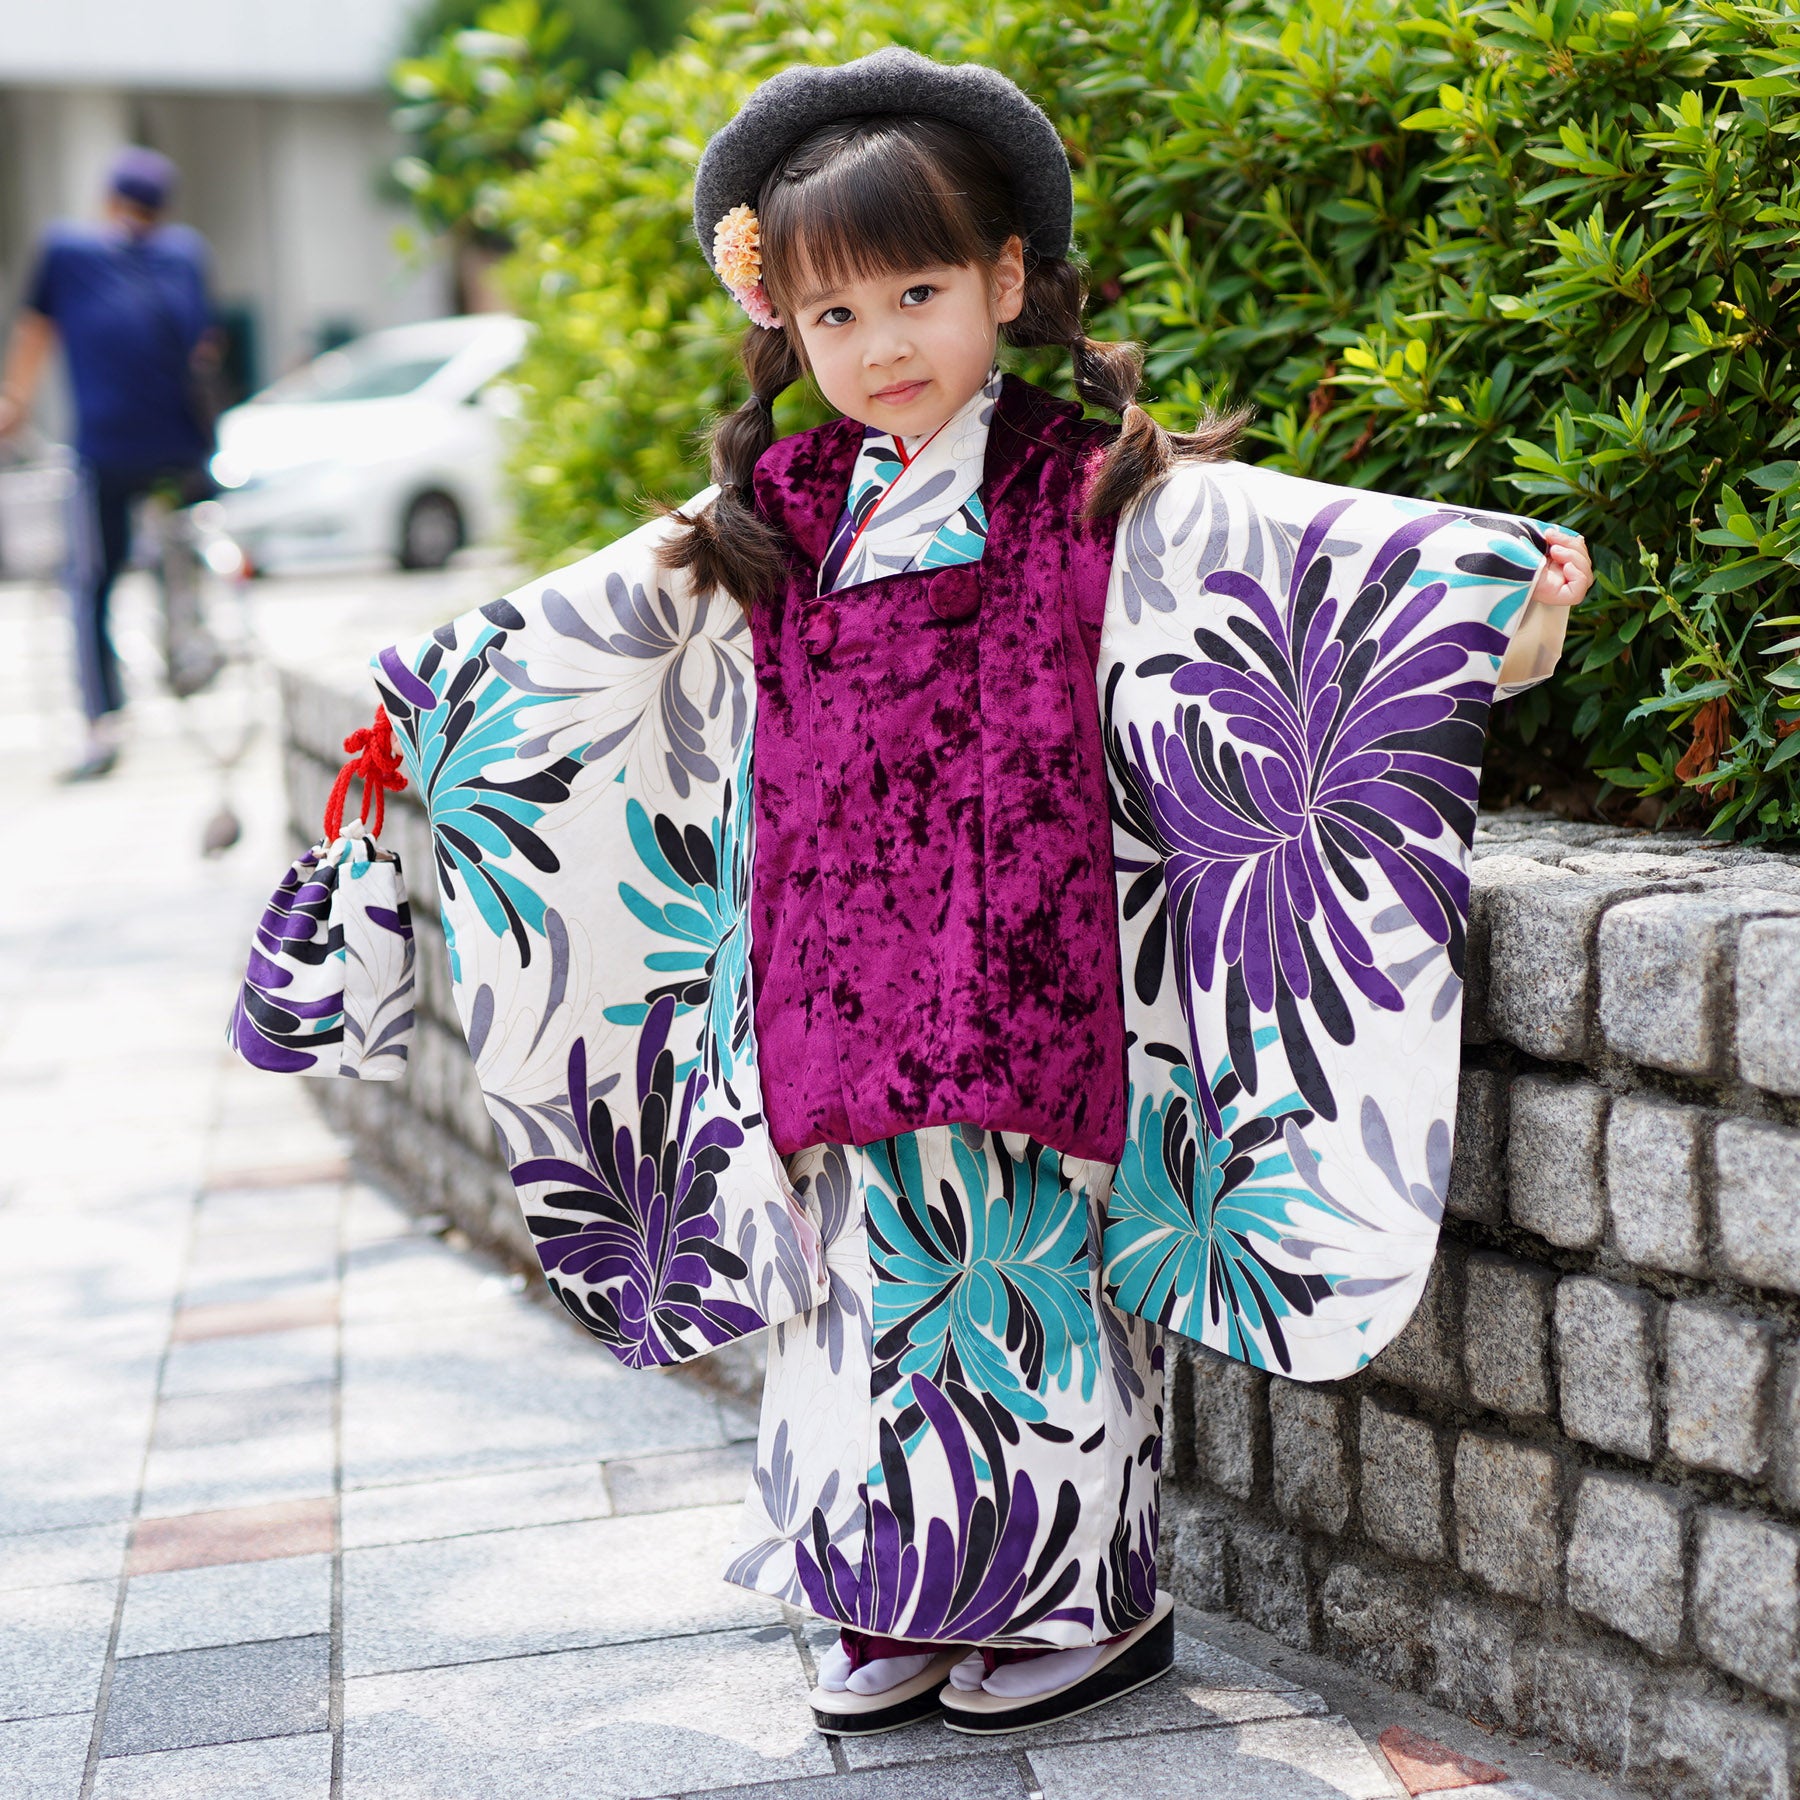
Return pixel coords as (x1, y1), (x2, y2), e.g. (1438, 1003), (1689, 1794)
(747, 374), (1128, 1162)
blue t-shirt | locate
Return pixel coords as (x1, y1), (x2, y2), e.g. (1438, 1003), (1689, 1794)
(25, 221), (213, 469)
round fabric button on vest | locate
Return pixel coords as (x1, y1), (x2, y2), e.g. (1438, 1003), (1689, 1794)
(927, 564), (982, 622)
(799, 603), (838, 657)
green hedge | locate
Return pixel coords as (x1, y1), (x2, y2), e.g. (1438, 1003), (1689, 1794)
(494, 0), (1800, 840)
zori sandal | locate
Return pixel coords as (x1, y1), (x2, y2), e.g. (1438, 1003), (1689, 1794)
(937, 1590), (1176, 1734)
(809, 1648), (968, 1736)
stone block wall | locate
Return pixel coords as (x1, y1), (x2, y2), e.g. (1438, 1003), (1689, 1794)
(1163, 815), (1800, 1799)
(281, 668), (1800, 1793)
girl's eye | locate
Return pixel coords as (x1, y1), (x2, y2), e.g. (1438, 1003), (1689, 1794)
(901, 284), (935, 306)
(817, 305), (853, 327)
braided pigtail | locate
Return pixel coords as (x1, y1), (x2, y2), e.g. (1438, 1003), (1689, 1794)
(656, 323), (804, 604)
(1005, 257), (1252, 522)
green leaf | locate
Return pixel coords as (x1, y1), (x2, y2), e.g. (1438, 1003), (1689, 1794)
(1625, 679), (1734, 719)
(1748, 462), (1800, 491)
(1700, 560), (1778, 594)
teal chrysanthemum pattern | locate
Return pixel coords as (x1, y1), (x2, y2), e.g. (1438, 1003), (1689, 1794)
(864, 1130), (1097, 1425)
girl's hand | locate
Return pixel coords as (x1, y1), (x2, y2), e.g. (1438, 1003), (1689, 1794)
(1528, 525), (1592, 608)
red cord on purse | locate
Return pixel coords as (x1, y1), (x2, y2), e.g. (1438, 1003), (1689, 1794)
(323, 707), (408, 841)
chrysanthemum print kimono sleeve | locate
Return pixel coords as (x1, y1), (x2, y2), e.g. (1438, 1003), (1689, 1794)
(371, 504), (828, 1369)
(1097, 463), (1548, 1381)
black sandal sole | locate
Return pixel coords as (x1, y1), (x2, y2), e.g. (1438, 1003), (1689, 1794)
(939, 1607), (1176, 1735)
(811, 1682), (946, 1736)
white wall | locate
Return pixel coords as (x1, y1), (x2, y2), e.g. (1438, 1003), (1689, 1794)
(0, 0), (421, 94)
(136, 92), (448, 379)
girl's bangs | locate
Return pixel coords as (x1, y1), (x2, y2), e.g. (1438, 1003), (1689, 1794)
(759, 130), (1001, 311)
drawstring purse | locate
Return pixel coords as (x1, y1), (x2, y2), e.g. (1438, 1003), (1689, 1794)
(228, 710), (416, 1079)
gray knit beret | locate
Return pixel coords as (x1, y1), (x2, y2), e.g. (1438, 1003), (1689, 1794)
(692, 47), (1072, 270)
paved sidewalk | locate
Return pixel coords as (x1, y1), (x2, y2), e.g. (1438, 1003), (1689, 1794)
(1, 566), (1643, 1800)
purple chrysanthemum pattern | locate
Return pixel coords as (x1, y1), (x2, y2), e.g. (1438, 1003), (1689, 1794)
(1101, 471), (1546, 1374)
(228, 838), (414, 1080)
(517, 995), (767, 1367)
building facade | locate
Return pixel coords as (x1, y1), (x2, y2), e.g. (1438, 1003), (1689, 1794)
(0, 0), (452, 433)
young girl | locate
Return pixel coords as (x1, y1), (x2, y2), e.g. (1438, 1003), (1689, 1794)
(344, 46), (1590, 1743)
(657, 46), (1590, 1734)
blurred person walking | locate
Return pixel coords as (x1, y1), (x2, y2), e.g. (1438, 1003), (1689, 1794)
(0, 147), (221, 781)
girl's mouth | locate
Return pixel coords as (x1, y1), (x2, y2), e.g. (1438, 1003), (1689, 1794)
(870, 379), (929, 405)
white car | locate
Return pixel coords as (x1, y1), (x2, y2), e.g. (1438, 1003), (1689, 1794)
(209, 314), (529, 573)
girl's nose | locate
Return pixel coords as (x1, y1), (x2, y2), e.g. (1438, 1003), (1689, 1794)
(863, 329), (913, 369)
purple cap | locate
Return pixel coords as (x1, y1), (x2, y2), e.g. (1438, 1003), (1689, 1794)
(108, 147), (177, 212)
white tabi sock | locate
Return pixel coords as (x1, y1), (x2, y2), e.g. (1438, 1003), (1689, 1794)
(948, 1651), (986, 1691)
(980, 1643), (1104, 1698)
(814, 1638), (853, 1692)
(845, 1652), (936, 1695)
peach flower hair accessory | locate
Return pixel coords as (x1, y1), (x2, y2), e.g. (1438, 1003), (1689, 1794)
(711, 203), (782, 330)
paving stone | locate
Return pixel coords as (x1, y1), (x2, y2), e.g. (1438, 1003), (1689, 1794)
(1486, 878), (1644, 1060)
(1565, 1473), (1684, 1655)
(606, 1443), (756, 1515)
(1694, 1508), (1800, 1701)
(1357, 1398), (1447, 1565)
(841, 1627), (1323, 1771)
(1507, 1078), (1607, 1249)
(100, 1634), (330, 1756)
(0, 1712), (94, 1800)
(1532, 1643), (1638, 1774)
(190, 1185), (344, 1245)
(1369, 1250), (1464, 1401)
(340, 1182), (418, 1250)
(342, 1505), (778, 1675)
(1026, 1713), (1398, 1799)
(1625, 1684), (1794, 1800)
(159, 1326), (338, 1398)
(0, 1520), (128, 1593)
(179, 1228), (339, 1311)
(117, 1552), (331, 1658)
(1446, 1068), (1507, 1225)
(137, 1403), (337, 1519)
(340, 1233), (525, 1327)
(1462, 1254), (1556, 1418)
(1269, 1380), (1349, 1534)
(341, 1304), (726, 1489)
(1605, 1095), (1708, 1275)
(150, 1382), (335, 1453)
(1553, 1277), (1658, 1462)
(1188, 1345), (1269, 1501)
(0, 1405), (154, 1535)
(1597, 892), (1776, 1075)
(92, 1730), (333, 1800)
(342, 1460), (609, 1549)
(1664, 1300), (1773, 1477)
(1714, 1117), (1800, 1293)
(0, 1578), (116, 1720)
(1737, 915), (1800, 1096)
(1453, 1434), (1562, 1604)
(127, 1497), (335, 1576)
(170, 1293), (338, 1342)
(678, 1759), (1030, 1799)
(342, 1626), (831, 1800)
(1374, 1725), (1507, 1792)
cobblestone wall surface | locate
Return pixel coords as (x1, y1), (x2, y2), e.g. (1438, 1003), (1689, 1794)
(283, 668), (1800, 1795)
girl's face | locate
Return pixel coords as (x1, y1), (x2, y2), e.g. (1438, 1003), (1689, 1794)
(785, 235), (1026, 438)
